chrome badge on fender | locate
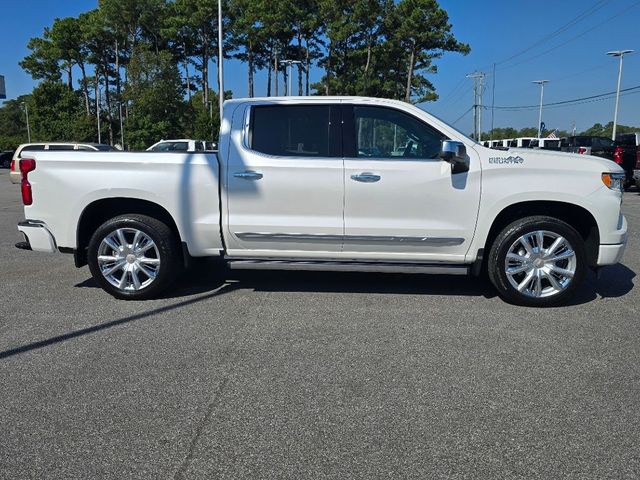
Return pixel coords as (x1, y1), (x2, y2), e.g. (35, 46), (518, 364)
(488, 156), (525, 165)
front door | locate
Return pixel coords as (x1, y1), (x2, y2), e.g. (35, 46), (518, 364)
(224, 103), (344, 258)
(342, 105), (481, 263)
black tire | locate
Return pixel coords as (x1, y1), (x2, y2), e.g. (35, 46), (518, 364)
(88, 214), (179, 300)
(487, 216), (587, 307)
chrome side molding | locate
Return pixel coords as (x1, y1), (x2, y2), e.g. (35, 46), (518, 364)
(235, 232), (464, 246)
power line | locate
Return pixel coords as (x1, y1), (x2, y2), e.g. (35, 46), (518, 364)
(452, 106), (473, 125)
(485, 85), (640, 111)
(493, 0), (609, 67)
(498, 0), (640, 71)
(438, 77), (467, 104)
(475, 0), (610, 71)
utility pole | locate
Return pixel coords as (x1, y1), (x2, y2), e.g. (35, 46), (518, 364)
(115, 39), (124, 149)
(22, 102), (31, 142)
(490, 63), (496, 141)
(467, 71), (485, 141)
(274, 47), (279, 96)
(607, 49), (633, 140)
(532, 80), (549, 138)
(217, 0), (224, 126)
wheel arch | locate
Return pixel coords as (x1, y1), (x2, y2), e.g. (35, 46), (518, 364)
(75, 197), (183, 267)
(483, 200), (600, 267)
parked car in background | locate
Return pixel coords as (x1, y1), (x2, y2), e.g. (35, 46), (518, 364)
(146, 139), (217, 152)
(561, 136), (616, 157)
(9, 143), (116, 184)
(562, 135), (634, 189)
(615, 132), (640, 189)
(1, 151), (14, 168)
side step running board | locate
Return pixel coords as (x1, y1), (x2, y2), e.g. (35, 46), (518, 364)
(227, 259), (470, 275)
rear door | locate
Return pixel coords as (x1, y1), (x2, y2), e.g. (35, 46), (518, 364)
(224, 103), (344, 257)
(342, 105), (481, 262)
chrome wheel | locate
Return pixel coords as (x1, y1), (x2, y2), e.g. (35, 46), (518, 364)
(504, 230), (576, 299)
(97, 228), (160, 291)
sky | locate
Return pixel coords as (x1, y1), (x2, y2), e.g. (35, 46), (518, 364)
(0, 0), (639, 136)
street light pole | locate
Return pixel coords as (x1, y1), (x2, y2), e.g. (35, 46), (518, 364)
(532, 80), (549, 138)
(607, 49), (633, 140)
(282, 60), (301, 96)
(217, 0), (224, 125)
(22, 102), (31, 142)
(96, 84), (101, 144)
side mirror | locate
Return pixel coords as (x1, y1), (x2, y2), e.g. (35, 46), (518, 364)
(439, 140), (469, 174)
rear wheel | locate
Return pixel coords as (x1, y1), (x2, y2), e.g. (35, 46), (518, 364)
(88, 214), (179, 300)
(488, 216), (587, 307)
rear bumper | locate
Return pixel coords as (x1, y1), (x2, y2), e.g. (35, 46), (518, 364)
(17, 220), (57, 253)
(9, 169), (21, 184)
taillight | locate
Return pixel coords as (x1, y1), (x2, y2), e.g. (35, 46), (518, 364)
(578, 147), (587, 154)
(10, 159), (15, 172)
(19, 158), (36, 206)
(614, 146), (624, 165)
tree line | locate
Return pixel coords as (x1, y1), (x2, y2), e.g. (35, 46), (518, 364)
(0, 0), (469, 151)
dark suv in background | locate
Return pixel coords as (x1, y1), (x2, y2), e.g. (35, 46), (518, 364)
(561, 135), (635, 190)
(0, 151), (13, 168)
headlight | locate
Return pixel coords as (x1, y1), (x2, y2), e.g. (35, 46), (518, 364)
(602, 172), (625, 192)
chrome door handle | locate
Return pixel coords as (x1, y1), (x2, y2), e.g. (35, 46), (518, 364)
(351, 172), (381, 183)
(234, 171), (263, 180)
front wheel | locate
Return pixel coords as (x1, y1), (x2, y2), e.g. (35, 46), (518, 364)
(88, 214), (179, 300)
(487, 216), (587, 307)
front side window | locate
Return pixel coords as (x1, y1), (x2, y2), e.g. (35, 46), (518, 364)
(250, 105), (334, 157)
(353, 106), (446, 159)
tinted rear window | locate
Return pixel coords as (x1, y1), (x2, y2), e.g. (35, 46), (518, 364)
(93, 144), (115, 151)
(48, 145), (76, 151)
(616, 134), (637, 146)
(251, 105), (333, 157)
(573, 137), (591, 147)
(150, 142), (188, 152)
(20, 144), (45, 156)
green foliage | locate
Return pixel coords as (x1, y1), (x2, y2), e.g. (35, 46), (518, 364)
(0, 97), (30, 150)
(313, 0), (469, 102)
(28, 82), (95, 142)
(19, 34), (61, 83)
(12, 0), (469, 149)
(123, 46), (186, 149)
(581, 121), (638, 138)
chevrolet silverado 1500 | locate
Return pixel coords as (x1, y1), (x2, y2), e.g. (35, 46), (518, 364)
(15, 97), (628, 306)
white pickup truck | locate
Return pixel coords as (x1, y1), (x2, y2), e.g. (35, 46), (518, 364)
(15, 97), (627, 306)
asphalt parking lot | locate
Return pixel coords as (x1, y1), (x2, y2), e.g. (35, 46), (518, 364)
(0, 167), (639, 479)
